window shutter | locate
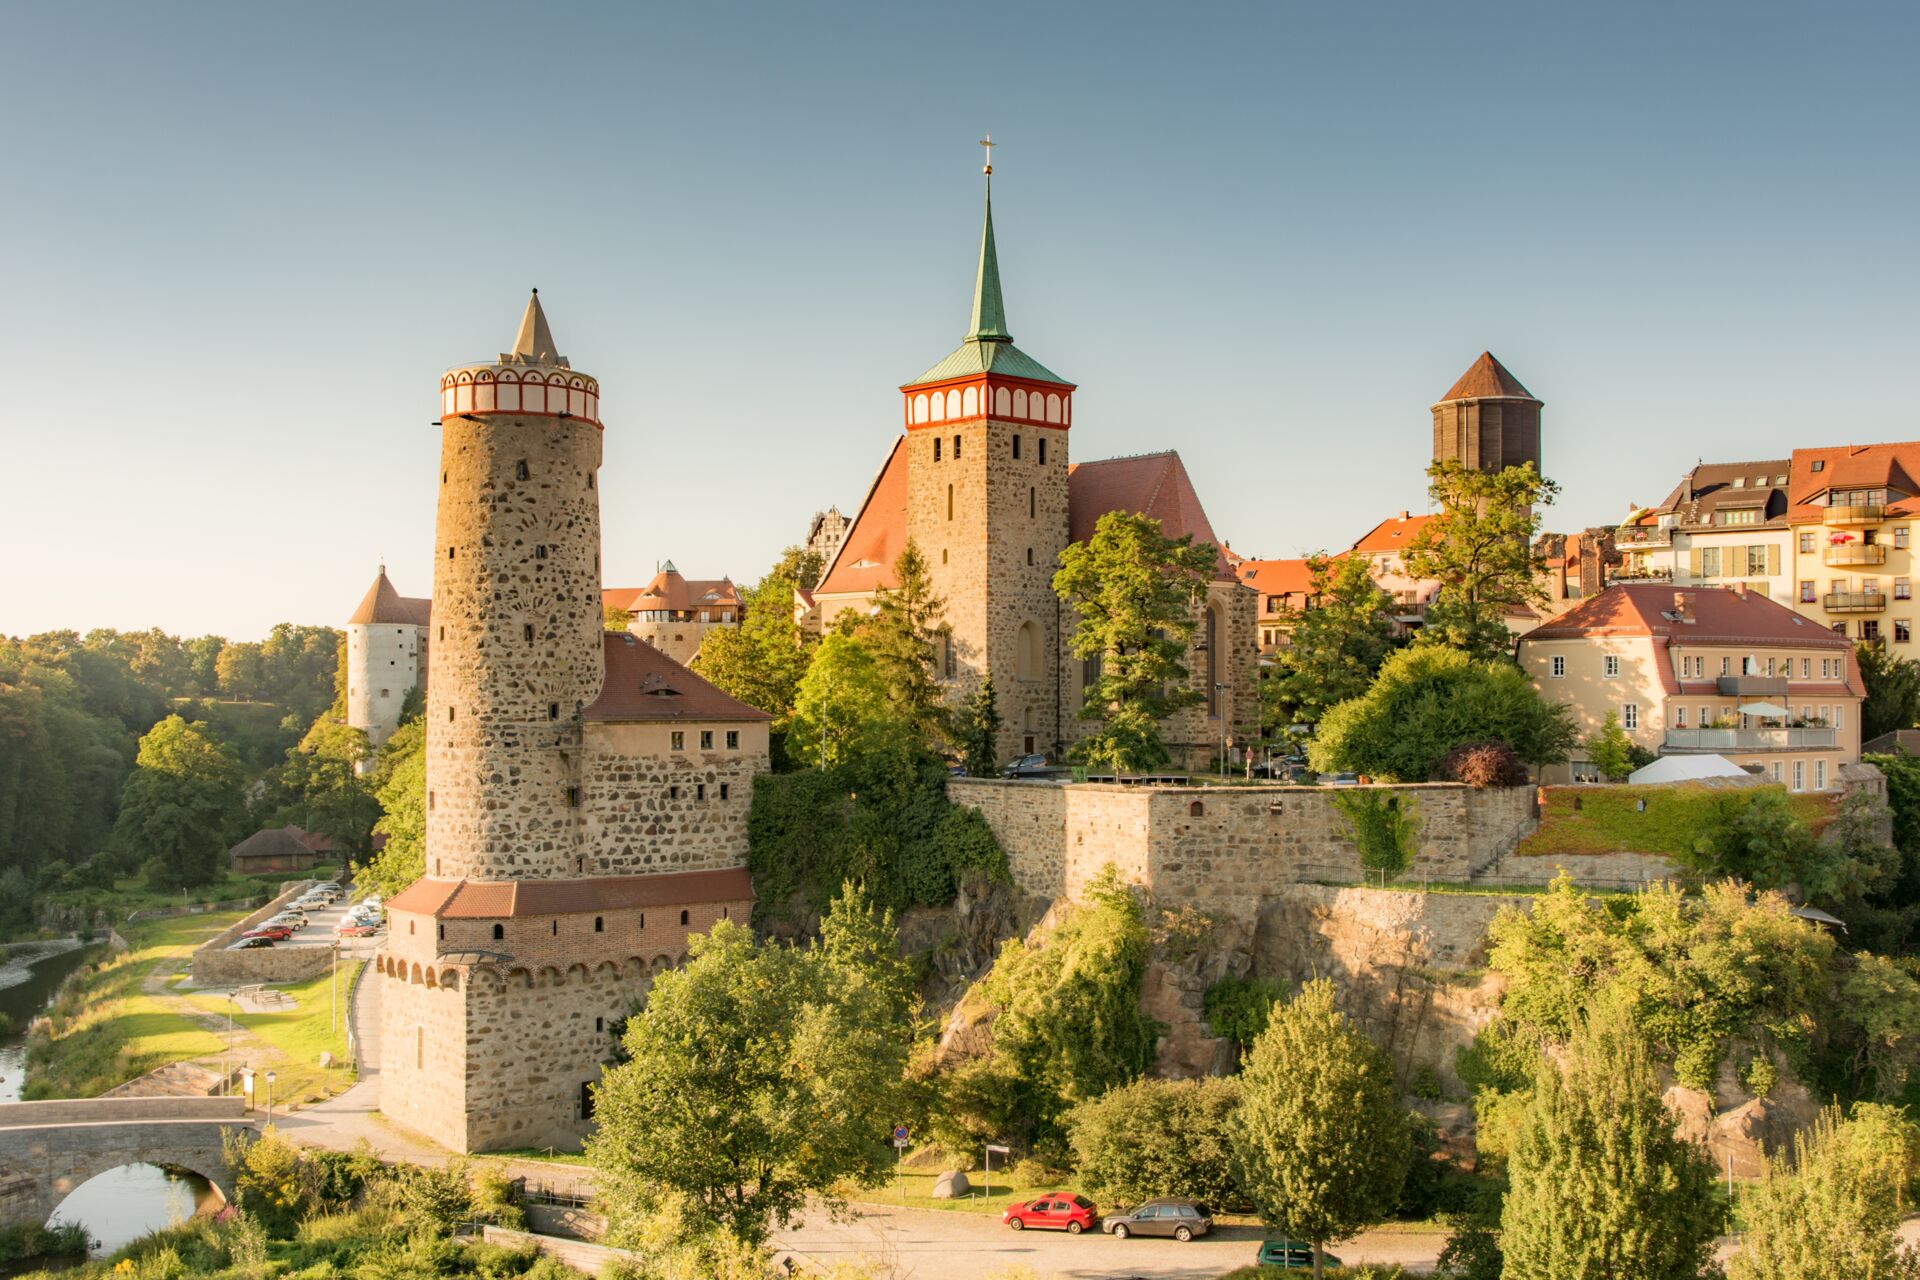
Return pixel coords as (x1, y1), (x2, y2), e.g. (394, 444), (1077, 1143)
(1690, 547), (1703, 577)
(1768, 543), (1782, 575)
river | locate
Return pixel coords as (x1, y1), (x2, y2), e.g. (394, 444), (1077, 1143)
(0, 939), (218, 1256)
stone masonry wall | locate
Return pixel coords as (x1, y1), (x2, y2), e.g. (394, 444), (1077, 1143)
(190, 881), (326, 986)
(579, 722), (766, 876)
(461, 963), (640, 1151)
(949, 778), (1539, 920)
(427, 413), (604, 881)
(378, 967), (468, 1151)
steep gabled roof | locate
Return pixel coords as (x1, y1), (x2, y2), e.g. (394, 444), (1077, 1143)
(349, 569), (431, 626)
(1523, 584), (1853, 649)
(1439, 352), (1537, 403)
(1788, 443), (1920, 521)
(229, 825), (314, 861)
(815, 437), (910, 597)
(1351, 512), (1436, 555)
(584, 632), (770, 723)
(1068, 451), (1232, 578)
(619, 567), (741, 613)
(1650, 460), (1792, 529)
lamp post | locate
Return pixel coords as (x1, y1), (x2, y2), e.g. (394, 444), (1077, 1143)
(331, 941), (339, 1033)
(266, 1070), (276, 1124)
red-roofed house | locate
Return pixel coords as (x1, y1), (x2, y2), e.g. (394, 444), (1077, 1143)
(606, 562), (742, 665)
(1235, 558), (1317, 651)
(1517, 583), (1862, 786)
(812, 179), (1257, 765)
(1786, 441), (1920, 647)
(1349, 512), (1440, 633)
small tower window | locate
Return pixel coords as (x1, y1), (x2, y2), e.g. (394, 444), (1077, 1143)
(1038, 439), (1047, 464)
(638, 912), (645, 928)
(567, 785), (580, 807)
(1027, 548), (1034, 566)
(587, 472), (594, 489)
(492, 923), (504, 941)
(442, 470), (448, 484)
(953, 434), (962, 458)
(524, 624), (535, 643)
(720, 783), (731, 800)
(595, 1016), (604, 1032)
(679, 910), (690, 926)
(552, 920), (558, 935)
(1012, 434), (1022, 459)
(448, 706), (455, 722)
(428, 791), (435, 810)
(536, 545), (549, 560)
(439, 626), (445, 641)
(947, 484), (954, 521)
(549, 702), (560, 720)
(934, 438), (942, 461)
(516, 460), (529, 480)
(1029, 487), (1036, 519)
(696, 783), (707, 801)
(448, 546), (456, 560)
(594, 916), (604, 932)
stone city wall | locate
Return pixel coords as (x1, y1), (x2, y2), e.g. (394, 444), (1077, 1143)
(387, 897), (749, 970)
(377, 966), (470, 1151)
(949, 779), (1538, 918)
(580, 721), (766, 876)
(190, 882), (330, 987)
(1475, 849), (1682, 888)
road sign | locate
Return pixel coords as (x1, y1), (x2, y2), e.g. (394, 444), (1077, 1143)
(892, 1126), (910, 1148)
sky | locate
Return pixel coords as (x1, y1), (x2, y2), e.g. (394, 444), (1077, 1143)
(2, 1), (1916, 640)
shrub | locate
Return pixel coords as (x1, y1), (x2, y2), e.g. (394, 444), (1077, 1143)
(1430, 740), (1529, 788)
(1331, 790), (1419, 876)
(1065, 1076), (1243, 1208)
(1203, 975), (1287, 1051)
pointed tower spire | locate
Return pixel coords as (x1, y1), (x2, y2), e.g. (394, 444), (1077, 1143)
(508, 288), (563, 364)
(968, 150), (1012, 343)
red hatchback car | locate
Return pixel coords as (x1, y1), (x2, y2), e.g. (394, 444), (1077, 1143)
(1002, 1193), (1099, 1234)
(243, 926), (293, 941)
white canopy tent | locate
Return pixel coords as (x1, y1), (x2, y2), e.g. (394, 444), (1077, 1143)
(1627, 754), (1753, 785)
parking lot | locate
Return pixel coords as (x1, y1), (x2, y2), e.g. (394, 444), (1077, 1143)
(243, 885), (385, 959)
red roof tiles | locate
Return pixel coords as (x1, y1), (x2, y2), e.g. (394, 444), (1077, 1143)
(387, 867), (755, 919)
(1236, 557), (1316, 599)
(1351, 512), (1435, 554)
(1439, 352), (1536, 403)
(349, 570), (430, 627)
(584, 633), (770, 722)
(1067, 452), (1234, 579)
(1524, 584), (1853, 649)
(816, 437), (910, 596)
(1787, 442), (1920, 522)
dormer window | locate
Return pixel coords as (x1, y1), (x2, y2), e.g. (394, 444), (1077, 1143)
(1812, 460), (1825, 472)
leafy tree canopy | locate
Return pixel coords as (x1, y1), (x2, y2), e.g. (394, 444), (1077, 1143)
(690, 550), (820, 737)
(1308, 644), (1576, 781)
(1262, 553), (1398, 732)
(1066, 1076), (1243, 1209)
(1857, 641), (1920, 743)
(1403, 461), (1558, 662)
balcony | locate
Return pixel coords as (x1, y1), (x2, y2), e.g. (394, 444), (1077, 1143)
(1824, 503), (1885, 526)
(1665, 727), (1838, 753)
(1823, 543), (1887, 567)
(1615, 529), (1673, 550)
(1716, 676), (1788, 698)
(1612, 566), (1674, 583)
(1823, 591), (1887, 613)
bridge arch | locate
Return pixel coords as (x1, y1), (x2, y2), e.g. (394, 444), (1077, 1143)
(0, 1098), (251, 1233)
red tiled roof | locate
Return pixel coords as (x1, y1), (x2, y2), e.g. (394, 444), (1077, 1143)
(387, 867), (755, 919)
(1236, 558), (1315, 599)
(1787, 442), (1920, 521)
(349, 570), (430, 627)
(1068, 451), (1234, 579)
(584, 633), (770, 722)
(1523, 584), (1854, 648)
(816, 437), (910, 596)
(1439, 352), (1536, 403)
(1351, 512), (1435, 554)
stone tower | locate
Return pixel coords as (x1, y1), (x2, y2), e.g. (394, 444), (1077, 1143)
(900, 165), (1075, 760)
(344, 565), (430, 760)
(427, 291), (605, 881)
(1431, 351), (1542, 475)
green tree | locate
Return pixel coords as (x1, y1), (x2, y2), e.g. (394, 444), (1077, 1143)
(1263, 554), (1398, 731)
(1500, 998), (1719, 1280)
(1309, 645), (1576, 781)
(692, 553), (819, 736)
(955, 675), (1003, 777)
(1229, 979), (1412, 1279)
(1583, 710), (1639, 780)
(1054, 511), (1219, 772)
(1729, 1103), (1920, 1280)
(113, 715), (247, 889)
(361, 719), (425, 898)
(1066, 1076), (1243, 1209)
(1858, 642), (1920, 743)
(586, 915), (913, 1244)
(787, 632), (913, 769)
(1403, 461), (1558, 662)
(1202, 975), (1287, 1053)
(258, 720), (380, 860)
(867, 540), (951, 748)
(604, 604), (633, 631)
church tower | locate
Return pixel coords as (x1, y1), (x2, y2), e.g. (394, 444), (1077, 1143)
(426, 291), (605, 881)
(1431, 351), (1543, 475)
(901, 152), (1075, 760)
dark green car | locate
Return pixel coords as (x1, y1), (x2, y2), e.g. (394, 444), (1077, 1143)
(1256, 1240), (1341, 1270)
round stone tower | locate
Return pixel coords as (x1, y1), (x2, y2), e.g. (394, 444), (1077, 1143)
(425, 291), (605, 881)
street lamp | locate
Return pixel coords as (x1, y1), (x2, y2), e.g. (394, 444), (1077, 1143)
(266, 1071), (277, 1124)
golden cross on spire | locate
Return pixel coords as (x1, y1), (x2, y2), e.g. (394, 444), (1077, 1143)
(979, 133), (994, 175)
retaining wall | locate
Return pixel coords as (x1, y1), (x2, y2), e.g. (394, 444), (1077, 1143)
(189, 882), (332, 987)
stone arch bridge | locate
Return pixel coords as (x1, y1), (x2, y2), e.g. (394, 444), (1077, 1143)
(0, 1097), (256, 1230)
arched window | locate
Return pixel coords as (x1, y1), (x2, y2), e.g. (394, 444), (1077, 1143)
(1013, 389), (1028, 418)
(1017, 621), (1039, 681)
(914, 393), (930, 423)
(492, 923), (504, 941)
(1046, 393), (1063, 423)
(962, 386), (978, 417)
(1189, 800), (1205, 818)
(931, 392), (946, 422)
(945, 389), (961, 418)
(679, 909), (690, 926)
(995, 387), (1011, 415)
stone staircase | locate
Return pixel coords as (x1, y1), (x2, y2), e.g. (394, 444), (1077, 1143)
(103, 1060), (231, 1099)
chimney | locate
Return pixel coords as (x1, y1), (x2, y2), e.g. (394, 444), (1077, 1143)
(1398, 510), (1410, 520)
(1732, 582), (1747, 598)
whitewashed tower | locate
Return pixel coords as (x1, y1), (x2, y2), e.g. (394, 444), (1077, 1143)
(426, 291), (604, 880)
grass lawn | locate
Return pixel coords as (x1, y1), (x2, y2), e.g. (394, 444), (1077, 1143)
(844, 1167), (1057, 1215)
(23, 912), (243, 1099)
(184, 960), (363, 1107)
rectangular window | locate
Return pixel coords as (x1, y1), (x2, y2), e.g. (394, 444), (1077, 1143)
(1701, 547), (1721, 577)
(1675, 706), (1687, 728)
(953, 434), (961, 459)
(1833, 622), (1849, 636)
(934, 438), (942, 461)
(700, 730), (714, 750)
(720, 783), (730, 800)
(1793, 760), (1804, 791)
(671, 731), (684, 751)
(1802, 658), (1811, 678)
(1865, 577), (1881, 596)
(1748, 545), (1768, 575)
(1899, 526), (1911, 549)
(1899, 577), (1912, 600)
(1816, 760), (1827, 790)
(1766, 657), (1776, 677)
(1799, 531), (1816, 554)
(1038, 438), (1047, 464)
(696, 783), (706, 801)
(1800, 579), (1816, 603)
(1898, 620), (1911, 644)
(1862, 621), (1881, 642)
(1622, 703), (1638, 731)
(1550, 655), (1566, 678)
(1770, 762), (1781, 782)
(1700, 706), (1710, 726)
(726, 730), (739, 749)
(1012, 434), (1021, 459)
(1721, 657), (1731, 675)
(1834, 705), (1843, 729)
(1603, 655), (1619, 678)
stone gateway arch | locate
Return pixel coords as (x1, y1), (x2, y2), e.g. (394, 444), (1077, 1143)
(0, 1098), (255, 1231)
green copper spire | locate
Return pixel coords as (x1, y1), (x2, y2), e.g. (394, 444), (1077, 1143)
(967, 176), (1012, 344)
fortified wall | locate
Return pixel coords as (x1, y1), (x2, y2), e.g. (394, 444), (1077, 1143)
(948, 778), (1538, 918)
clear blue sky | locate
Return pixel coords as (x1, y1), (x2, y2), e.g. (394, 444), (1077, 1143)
(4, 1), (1915, 639)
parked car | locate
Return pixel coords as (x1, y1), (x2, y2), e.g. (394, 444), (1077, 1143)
(241, 926), (292, 942)
(1001, 1194), (1099, 1234)
(1318, 772), (1360, 786)
(335, 923), (380, 938)
(1256, 1241), (1339, 1270)
(1103, 1199), (1212, 1241)
(1001, 754), (1050, 778)
(227, 936), (276, 950)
